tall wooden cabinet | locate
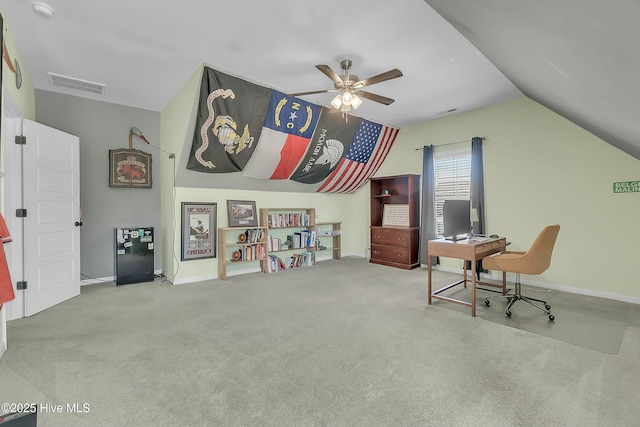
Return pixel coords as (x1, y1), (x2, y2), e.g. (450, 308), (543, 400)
(369, 174), (420, 269)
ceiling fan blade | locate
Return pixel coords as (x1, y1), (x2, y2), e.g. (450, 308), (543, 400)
(316, 64), (345, 88)
(354, 69), (403, 89)
(356, 90), (395, 105)
(289, 89), (336, 97)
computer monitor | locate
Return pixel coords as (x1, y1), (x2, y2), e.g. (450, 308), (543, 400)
(443, 199), (471, 241)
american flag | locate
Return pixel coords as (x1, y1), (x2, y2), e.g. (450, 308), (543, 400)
(317, 120), (399, 193)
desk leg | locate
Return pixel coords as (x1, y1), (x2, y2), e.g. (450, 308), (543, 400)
(471, 259), (477, 317)
(502, 271), (507, 295)
(463, 265), (467, 288)
(427, 255), (432, 305)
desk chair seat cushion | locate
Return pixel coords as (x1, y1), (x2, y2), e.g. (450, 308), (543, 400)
(481, 225), (560, 275)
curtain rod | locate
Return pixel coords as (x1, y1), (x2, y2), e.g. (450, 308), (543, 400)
(414, 137), (486, 150)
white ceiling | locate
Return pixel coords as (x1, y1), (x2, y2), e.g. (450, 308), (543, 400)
(1, 0), (637, 160)
(0, 0), (522, 128)
(425, 0), (640, 160)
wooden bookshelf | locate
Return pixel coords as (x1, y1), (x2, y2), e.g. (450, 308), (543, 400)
(218, 227), (268, 280)
(369, 174), (420, 269)
(316, 222), (341, 260)
(259, 208), (318, 272)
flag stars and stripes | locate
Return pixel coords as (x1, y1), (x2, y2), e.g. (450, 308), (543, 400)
(346, 121), (381, 163)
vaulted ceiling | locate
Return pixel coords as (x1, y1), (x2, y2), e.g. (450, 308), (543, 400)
(0, 0), (637, 159)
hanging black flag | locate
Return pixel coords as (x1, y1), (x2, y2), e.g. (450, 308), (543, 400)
(289, 108), (361, 184)
(187, 66), (271, 173)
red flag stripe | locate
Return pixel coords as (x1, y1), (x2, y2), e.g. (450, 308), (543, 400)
(320, 126), (398, 193)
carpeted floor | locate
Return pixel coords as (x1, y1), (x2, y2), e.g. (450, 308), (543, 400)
(435, 283), (627, 354)
(1, 257), (639, 427)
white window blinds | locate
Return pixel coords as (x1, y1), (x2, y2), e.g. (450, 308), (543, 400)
(434, 149), (471, 237)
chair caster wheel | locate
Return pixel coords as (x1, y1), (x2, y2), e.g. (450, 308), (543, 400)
(484, 299), (490, 306)
(548, 314), (555, 321)
(506, 310), (512, 317)
(545, 304), (551, 310)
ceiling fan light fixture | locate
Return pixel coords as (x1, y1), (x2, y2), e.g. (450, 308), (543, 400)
(342, 91), (353, 106)
(331, 94), (343, 110)
(351, 93), (363, 109)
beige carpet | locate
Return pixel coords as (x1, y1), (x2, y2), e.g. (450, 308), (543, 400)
(435, 283), (626, 354)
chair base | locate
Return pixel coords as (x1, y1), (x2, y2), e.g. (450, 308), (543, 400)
(484, 277), (555, 321)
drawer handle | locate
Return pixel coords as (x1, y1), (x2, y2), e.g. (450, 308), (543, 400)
(397, 237), (405, 241)
(374, 251), (380, 254)
(374, 235), (380, 238)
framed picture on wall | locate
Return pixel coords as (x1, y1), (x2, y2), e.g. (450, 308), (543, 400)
(181, 202), (217, 261)
(226, 200), (258, 227)
(109, 149), (152, 188)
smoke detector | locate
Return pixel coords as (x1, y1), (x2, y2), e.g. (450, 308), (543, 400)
(33, 2), (55, 18)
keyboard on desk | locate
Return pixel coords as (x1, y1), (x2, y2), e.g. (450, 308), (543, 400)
(470, 236), (490, 242)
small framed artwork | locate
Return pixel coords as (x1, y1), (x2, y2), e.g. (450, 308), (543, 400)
(226, 200), (258, 227)
(109, 148), (152, 188)
(181, 202), (217, 261)
(382, 204), (410, 227)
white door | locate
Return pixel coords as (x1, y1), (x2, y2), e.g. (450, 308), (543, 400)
(22, 119), (81, 316)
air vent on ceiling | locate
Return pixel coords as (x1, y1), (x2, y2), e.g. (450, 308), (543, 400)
(47, 72), (106, 95)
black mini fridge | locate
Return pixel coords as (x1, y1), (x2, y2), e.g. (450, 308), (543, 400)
(115, 227), (154, 285)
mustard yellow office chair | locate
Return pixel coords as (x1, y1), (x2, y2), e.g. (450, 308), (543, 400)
(482, 225), (560, 321)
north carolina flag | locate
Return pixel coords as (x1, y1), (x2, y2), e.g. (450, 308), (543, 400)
(317, 120), (399, 193)
(242, 91), (321, 179)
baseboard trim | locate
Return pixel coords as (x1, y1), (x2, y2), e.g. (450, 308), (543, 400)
(427, 265), (640, 305)
(81, 270), (164, 286)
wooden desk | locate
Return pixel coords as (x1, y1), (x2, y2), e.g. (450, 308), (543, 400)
(427, 237), (507, 316)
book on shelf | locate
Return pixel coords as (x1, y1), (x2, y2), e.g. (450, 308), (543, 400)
(266, 250), (314, 272)
(267, 212), (311, 228)
(267, 235), (281, 252)
(242, 228), (264, 244)
(231, 242), (266, 262)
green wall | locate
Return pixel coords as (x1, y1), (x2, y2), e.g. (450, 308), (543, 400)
(162, 73), (640, 301)
(2, 11), (35, 119)
(160, 68), (368, 284)
(378, 97), (640, 301)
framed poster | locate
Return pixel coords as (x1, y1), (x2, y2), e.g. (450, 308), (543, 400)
(226, 200), (258, 227)
(382, 204), (410, 227)
(109, 148), (152, 188)
(181, 202), (217, 261)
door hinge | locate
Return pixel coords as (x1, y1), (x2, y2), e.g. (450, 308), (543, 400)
(17, 281), (27, 290)
(16, 208), (27, 218)
(15, 135), (26, 145)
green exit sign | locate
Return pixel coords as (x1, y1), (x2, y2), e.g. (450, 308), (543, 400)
(613, 181), (640, 193)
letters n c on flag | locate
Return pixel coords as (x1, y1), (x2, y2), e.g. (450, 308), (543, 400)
(243, 91), (321, 180)
(317, 120), (399, 193)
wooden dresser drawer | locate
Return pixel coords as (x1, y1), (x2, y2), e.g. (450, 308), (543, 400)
(371, 244), (410, 264)
(371, 227), (412, 247)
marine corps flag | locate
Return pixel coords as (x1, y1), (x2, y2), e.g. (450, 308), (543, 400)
(289, 109), (361, 184)
(187, 66), (271, 173)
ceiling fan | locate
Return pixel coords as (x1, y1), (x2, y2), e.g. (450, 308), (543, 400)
(290, 59), (403, 112)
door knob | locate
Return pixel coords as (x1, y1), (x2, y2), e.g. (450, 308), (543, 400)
(75, 221), (83, 227)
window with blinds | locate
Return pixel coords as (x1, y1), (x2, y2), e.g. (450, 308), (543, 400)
(434, 149), (471, 237)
